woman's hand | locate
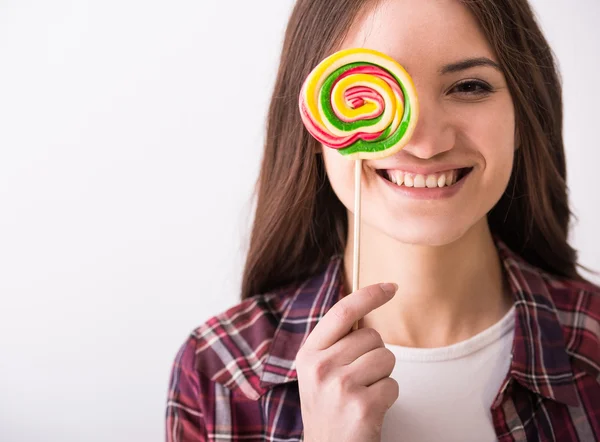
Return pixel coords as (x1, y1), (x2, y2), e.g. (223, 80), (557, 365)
(296, 283), (399, 442)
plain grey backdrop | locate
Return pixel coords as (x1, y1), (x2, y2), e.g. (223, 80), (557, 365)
(0, 0), (598, 441)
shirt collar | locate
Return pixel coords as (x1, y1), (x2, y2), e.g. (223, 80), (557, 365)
(259, 238), (580, 407)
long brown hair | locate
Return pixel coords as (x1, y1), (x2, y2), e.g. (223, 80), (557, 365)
(241, 0), (587, 300)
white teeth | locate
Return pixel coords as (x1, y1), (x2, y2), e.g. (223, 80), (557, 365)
(426, 175), (438, 188)
(394, 171), (404, 186)
(381, 168), (465, 188)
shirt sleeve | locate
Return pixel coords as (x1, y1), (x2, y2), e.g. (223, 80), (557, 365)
(166, 336), (208, 442)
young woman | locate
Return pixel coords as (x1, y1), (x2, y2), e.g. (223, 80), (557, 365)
(166, 0), (600, 441)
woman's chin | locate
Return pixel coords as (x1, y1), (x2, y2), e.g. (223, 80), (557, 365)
(370, 217), (476, 247)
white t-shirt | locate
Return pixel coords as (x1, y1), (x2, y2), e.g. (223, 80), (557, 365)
(380, 305), (515, 442)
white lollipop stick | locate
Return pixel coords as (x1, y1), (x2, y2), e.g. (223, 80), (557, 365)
(352, 159), (362, 331)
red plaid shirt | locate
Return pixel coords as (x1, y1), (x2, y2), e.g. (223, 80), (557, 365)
(166, 240), (600, 441)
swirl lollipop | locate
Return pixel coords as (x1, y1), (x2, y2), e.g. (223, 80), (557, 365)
(298, 48), (419, 330)
(299, 47), (419, 159)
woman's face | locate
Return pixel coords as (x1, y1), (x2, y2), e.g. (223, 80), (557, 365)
(321, 0), (517, 246)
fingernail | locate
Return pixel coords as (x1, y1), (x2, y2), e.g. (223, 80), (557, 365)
(380, 283), (398, 295)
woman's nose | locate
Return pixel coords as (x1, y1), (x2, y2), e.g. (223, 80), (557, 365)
(400, 94), (455, 159)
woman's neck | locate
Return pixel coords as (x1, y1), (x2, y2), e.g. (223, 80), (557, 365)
(343, 218), (513, 348)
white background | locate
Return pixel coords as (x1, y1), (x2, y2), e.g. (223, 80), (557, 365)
(0, 1), (598, 441)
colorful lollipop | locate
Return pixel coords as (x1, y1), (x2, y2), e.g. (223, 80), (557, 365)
(299, 47), (419, 159)
(298, 48), (419, 330)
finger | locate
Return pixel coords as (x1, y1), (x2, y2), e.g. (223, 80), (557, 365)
(303, 282), (397, 351)
(326, 327), (384, 365)
(365, 376), (400, 412)
(346, 347), (396, 387)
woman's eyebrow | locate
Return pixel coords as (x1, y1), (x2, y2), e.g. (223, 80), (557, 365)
(439, 57), (501, 74)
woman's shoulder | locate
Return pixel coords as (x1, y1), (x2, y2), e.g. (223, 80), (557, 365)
(523, 263), (599, 376)
(496, 237), (600, 314)
(170, 256), (345, 398)
(527, 260), (600, 331)
(174, 288), (299, 397)
(166, 287), (309, 440)
(497, 239), (600, 376)
(541, 272), (600, 372)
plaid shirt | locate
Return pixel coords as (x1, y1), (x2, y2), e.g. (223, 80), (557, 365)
(166, 240), (600, 441)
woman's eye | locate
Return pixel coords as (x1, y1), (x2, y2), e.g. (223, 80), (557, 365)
(450, 80), (493, 96)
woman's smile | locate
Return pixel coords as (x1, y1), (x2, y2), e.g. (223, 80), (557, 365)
(374, 165), (474, 200)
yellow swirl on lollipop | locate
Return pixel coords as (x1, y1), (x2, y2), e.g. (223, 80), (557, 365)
(299, 48), (419, 160)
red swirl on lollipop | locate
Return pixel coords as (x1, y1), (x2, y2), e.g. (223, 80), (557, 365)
(299, 47), (419, 159)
